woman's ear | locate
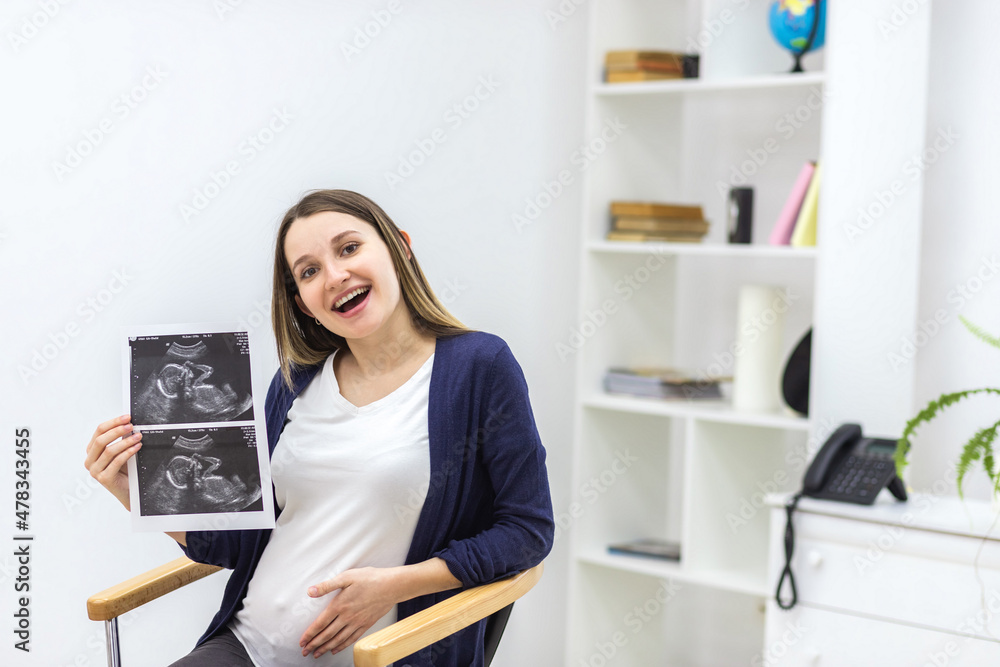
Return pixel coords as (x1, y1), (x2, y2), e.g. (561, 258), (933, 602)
(294, 294), (315, 319)
(399, 230), (413, 260)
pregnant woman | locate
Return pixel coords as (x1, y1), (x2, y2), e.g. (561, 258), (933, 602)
(84, 189), (554, 666)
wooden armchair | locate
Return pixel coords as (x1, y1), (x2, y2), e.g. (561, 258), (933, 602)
(87, 557), (543, 667)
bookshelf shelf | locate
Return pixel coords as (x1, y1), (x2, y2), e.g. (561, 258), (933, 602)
(587, 239), (819, 259)
(583, 393), (812, 431)
(592, 71), (825, 97)
(577, 550), (768, 598)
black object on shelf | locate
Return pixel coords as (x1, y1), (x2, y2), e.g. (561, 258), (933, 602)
(782, 328), (812, 416)
(682, 54), (700, 78)
(727, 187), (754, 244)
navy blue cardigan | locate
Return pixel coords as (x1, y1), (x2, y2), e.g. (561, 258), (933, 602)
(179, 331), (555, 666)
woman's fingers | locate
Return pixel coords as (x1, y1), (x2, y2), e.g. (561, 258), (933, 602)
(315, 626), (365, 658)
(85, 417), (142, 483)
(304, 619), (352, 658)
(85, 425), (128, 470)
(299, 609), (338, 652)
(86, 417), (132, 461)
(93, 434), (142, 484)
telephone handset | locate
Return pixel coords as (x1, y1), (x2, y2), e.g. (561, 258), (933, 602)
(776, 423), (907, 610)
(803, 423), (907, 504)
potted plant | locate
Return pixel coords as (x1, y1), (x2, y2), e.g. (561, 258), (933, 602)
(894, 316), (1000, 500)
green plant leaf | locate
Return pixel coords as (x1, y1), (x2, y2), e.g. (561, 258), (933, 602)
(894, 387), (1000, 479)
(960, 316), (1000, 351)
(956, 419), (1000, 499)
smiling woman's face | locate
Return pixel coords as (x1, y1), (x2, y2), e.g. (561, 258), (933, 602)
(284, 210), (408, 342)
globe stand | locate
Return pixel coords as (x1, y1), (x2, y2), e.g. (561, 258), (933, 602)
(785, 0), (823, 74)
(790, 51), (809, 74)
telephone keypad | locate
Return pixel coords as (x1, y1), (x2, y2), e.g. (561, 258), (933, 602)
(826, 456), (895, 502)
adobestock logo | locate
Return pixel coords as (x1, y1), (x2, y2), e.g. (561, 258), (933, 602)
(513, 116), (627, 234)
(180, 107), (293, 222)
(7, 0), (72, 53)
(383, 75), (500, 191)
(51, 65), (168, 182)
(19, 268), (134, 385)
(340, 0), (405, 61)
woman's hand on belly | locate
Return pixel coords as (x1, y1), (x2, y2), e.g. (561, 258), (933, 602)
(298, 566), (396, 659)
(298, 558), (461, 659)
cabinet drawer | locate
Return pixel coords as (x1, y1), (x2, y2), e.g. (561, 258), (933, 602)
(764, 603), (1000, 666)
(787, 525), (1000, 639)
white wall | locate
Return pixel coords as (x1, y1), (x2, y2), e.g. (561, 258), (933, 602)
(909, 2), (1000, 501)
(0, 1), (584, 665)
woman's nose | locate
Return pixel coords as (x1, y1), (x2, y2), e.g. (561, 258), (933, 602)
(324, 260), (350, 287)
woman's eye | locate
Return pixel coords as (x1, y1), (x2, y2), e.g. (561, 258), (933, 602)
(342, 242), (359, 256)
(300, 267), (317, 279)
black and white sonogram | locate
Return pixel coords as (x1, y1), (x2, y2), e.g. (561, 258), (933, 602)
(129, 332), (254, 426)
(135, 427), (264, 516)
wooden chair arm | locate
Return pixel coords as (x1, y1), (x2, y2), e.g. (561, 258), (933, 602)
(87, 556), (223, 622)
(353, 562), (544, 667)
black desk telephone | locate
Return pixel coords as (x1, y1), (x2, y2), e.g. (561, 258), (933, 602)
(803, 423), (907, 505)
(775, 423), (907, 609)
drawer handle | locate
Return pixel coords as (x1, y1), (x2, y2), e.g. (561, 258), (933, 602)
(808, 551), (823, 568)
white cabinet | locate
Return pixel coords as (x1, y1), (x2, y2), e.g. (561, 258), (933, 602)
(764, 605), (1000, 666)
(765, 495), (1000, 665)
(565, 1), (827, 664)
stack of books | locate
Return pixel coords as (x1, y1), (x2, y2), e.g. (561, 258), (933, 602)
(606, 201), (709, 243)
(603, 366), (727, 400)
(604, 50), (697, 83)
(768, 160), (821, 247)
(608, 538), (681, 562)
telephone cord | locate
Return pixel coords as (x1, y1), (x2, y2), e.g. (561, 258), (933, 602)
(775, 491), (803, 610)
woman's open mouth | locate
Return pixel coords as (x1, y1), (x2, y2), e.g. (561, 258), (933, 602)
(333, 286), (371, 316)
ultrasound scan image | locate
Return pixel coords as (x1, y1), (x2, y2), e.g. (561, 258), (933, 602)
(136, 427), (264, 516)
(129, 333), (254, 425)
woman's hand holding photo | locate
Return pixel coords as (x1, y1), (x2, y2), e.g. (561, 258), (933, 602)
(84, 414), (142, 511)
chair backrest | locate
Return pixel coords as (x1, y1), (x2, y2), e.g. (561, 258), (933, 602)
(482, 602), (514, 666)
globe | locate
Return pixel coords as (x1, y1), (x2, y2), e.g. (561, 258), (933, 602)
(768, 0), (827, 73)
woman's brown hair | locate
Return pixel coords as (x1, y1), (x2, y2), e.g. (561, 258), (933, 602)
(272, 189), (473, 388)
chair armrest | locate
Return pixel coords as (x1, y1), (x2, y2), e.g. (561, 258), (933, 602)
(353, 562), (544, 667)
(87, 556), (223, 622)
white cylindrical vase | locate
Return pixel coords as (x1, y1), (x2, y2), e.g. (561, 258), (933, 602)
(732, 284), (786, 412)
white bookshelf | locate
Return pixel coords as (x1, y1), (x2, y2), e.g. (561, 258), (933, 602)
(592, 70), (825, 96)
(565, 1), (826, 664)
(582, 393), (811, 431)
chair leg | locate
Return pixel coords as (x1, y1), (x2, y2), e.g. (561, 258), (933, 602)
(104, 618), (122, 667)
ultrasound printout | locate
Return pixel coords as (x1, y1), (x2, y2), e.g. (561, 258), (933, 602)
(123, 324), (275, 532)
(129, 333), (254, 426)
(136, 427), (264, 516)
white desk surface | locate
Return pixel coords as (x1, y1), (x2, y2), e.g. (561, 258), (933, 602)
(766, 491), (1000, 542)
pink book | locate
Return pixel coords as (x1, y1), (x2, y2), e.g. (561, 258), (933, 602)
(769, 161), (816, 245)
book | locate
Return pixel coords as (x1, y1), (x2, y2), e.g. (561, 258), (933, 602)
(605, 59), (683, 73)
(790, 162), (821, 247)
(610, 201), (704, 219)
(606, 70), (684, 83)
(608, 538), (682, 561)
(613, 216), (709, 234)
(605, 230), (703, 243)
(607, 366), (724, 382)
(604, 51), (699, 79)
(605, 50), (687, 67)
(768, 161), (816, 245)
(603, 367), (726, 400)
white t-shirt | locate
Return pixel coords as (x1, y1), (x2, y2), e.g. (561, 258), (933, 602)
(229, 348), (433, 666)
